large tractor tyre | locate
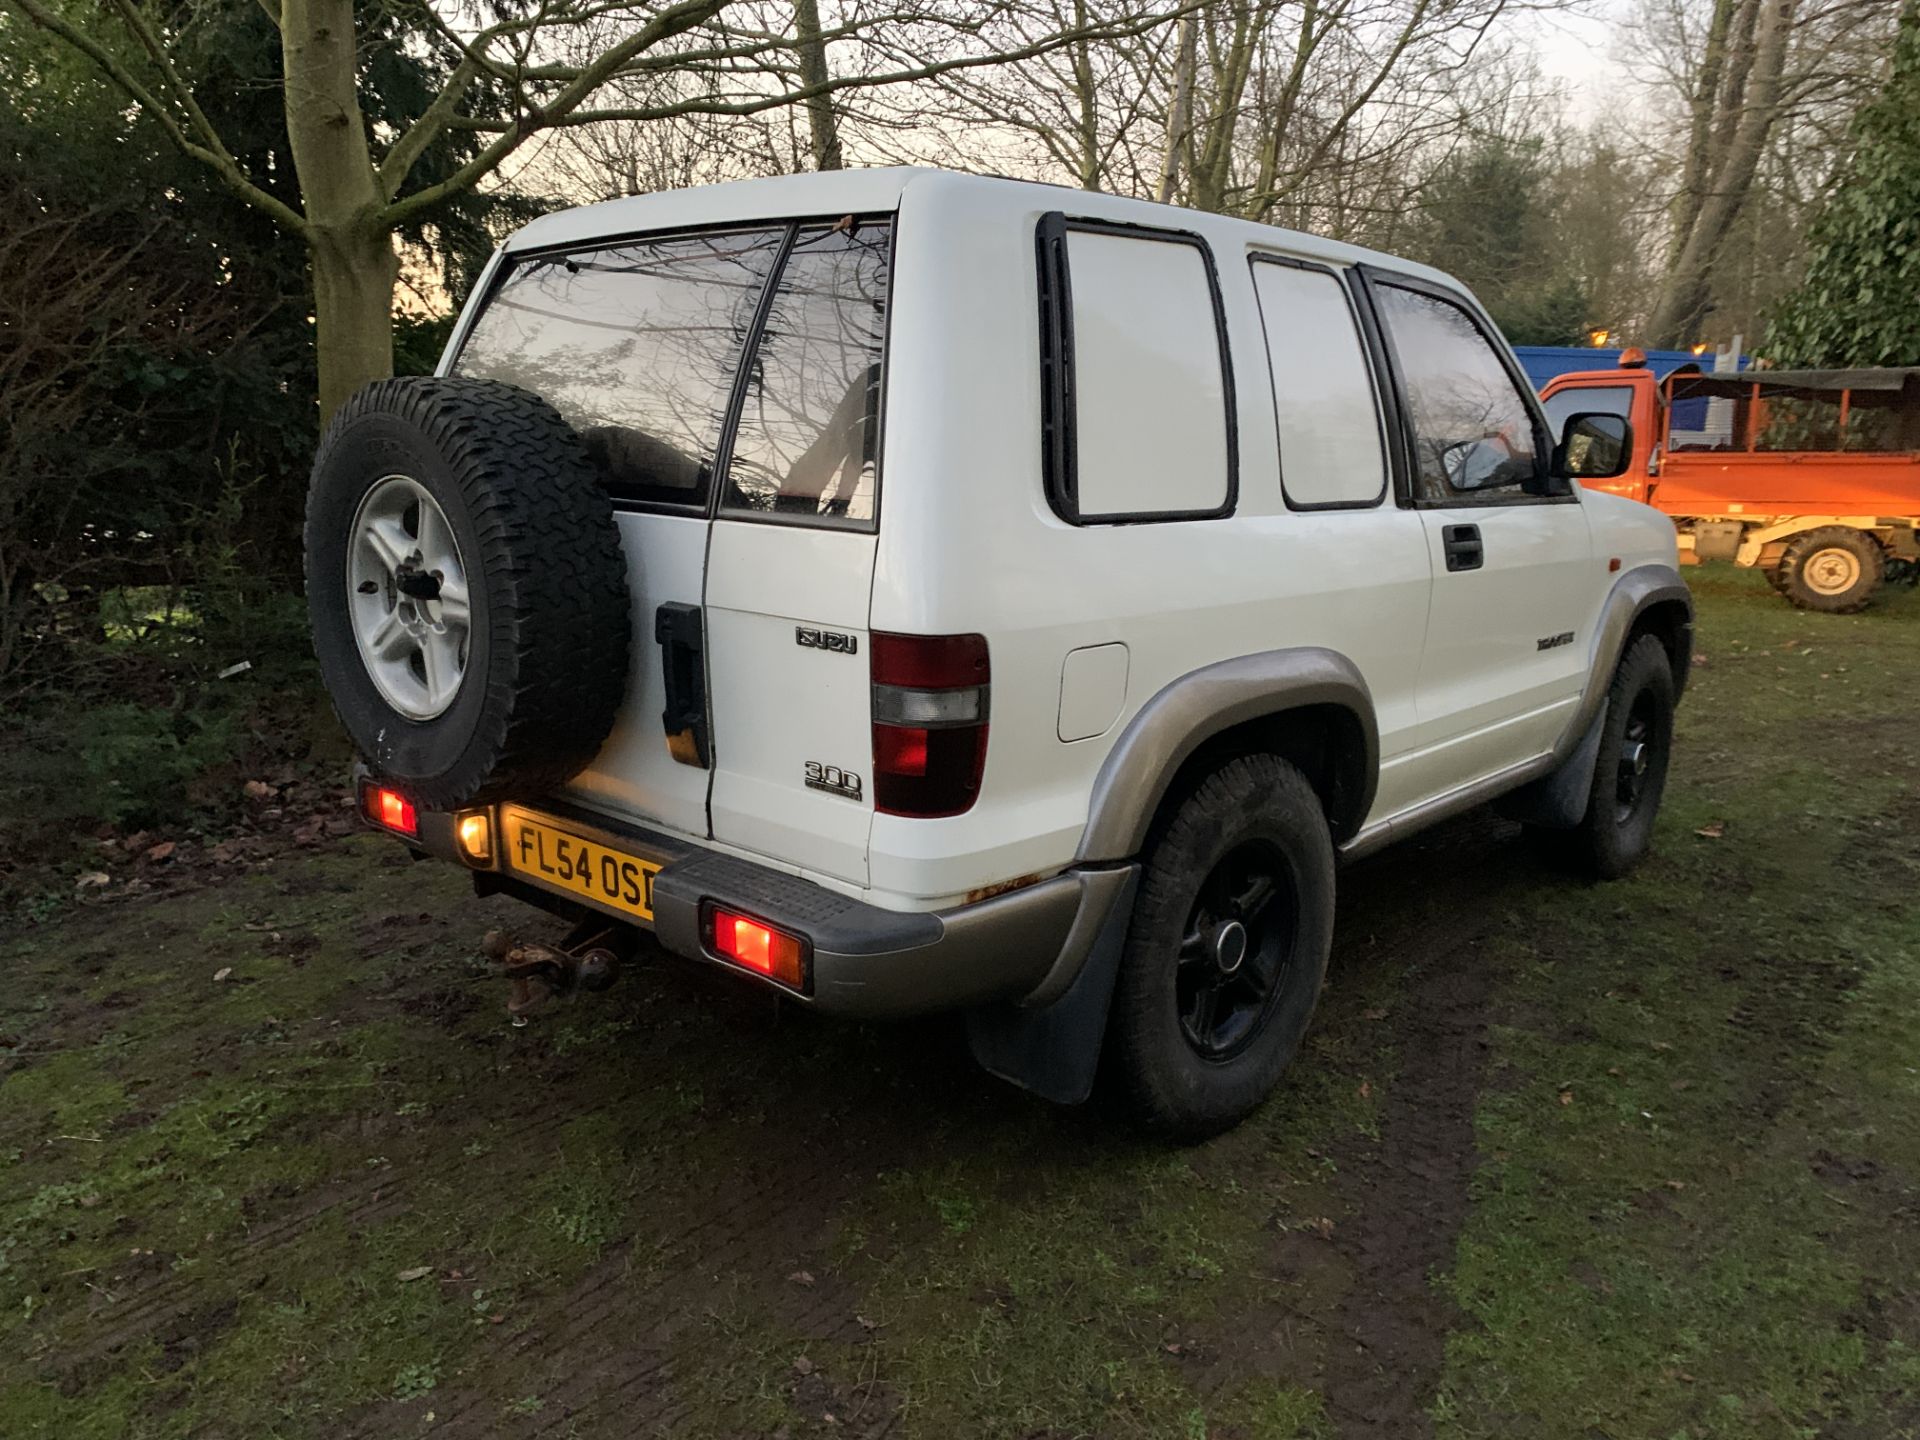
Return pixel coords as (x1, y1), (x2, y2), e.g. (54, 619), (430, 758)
(1558, 634), (1676, 881)
(1776, 526), (1885, 614)
(1108, 754), (1335, 1141)
(304, 377), (631, 810)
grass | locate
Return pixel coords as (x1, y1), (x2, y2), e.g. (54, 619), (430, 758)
(0, 565), (1915, 1438)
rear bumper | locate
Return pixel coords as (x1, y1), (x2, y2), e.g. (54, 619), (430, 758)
(651, 850), (1135, 1019)
(394, 785), (1134, 1020)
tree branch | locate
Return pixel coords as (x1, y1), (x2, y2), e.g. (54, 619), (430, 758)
(1, 0), (307, 234)
(383, 0), (730, 228)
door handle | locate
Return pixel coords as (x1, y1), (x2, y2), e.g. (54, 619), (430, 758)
(1442, 523), (1484, 573)
(655, 602), (710, 768)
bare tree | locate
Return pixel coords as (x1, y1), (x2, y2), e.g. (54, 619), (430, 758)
(1636, 0), (1899, 344)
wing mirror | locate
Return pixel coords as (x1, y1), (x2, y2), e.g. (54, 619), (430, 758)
(1553, 412), (1632, 480)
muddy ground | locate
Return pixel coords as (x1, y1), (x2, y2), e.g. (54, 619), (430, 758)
(4, 567), (1918, 1439)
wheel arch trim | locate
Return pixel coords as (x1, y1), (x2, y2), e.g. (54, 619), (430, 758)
(1073, 646), (1380, 863)
(1562, 562), (1693, 758)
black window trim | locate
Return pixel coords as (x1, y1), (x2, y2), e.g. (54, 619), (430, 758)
(448, 212), (897, 533)
(1036, 212), (1239, 526)
(1353, 264), (1580, 510)
(1247, 251), (1391, 513)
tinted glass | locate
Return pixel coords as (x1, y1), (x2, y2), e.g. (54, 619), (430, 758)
(1376, 285), (1541, 500)
(722, 220), (891, 526)
(1542, 384), (1633, 436)
(1252, 261), (1385, 508)
(456, 228), (785, 506)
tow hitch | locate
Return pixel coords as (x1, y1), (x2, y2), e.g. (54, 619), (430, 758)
(483, 922), (635, 1024)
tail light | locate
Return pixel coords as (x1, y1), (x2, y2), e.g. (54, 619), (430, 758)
(359, 780), (418, 838)
(707, 906), (810, 991)
(870, 632), (989, 817)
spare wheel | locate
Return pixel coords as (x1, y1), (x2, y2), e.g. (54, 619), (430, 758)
(304, 377), (631, 809)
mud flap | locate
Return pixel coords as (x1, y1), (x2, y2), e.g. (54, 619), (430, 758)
(1494, 701), (1609, 831)
(964, 868), (1139, 1105)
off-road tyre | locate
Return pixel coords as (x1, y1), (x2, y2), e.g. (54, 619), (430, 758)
(1561, 634), (1675, 880)
(1109, 755), (1335, 1141)
(305, 377), (630, 809)
(1776, 526), (1884, 614)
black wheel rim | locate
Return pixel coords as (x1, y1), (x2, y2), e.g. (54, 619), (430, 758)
(1614, 688), (1662, 824)
(1175, 840), (1298, 1062)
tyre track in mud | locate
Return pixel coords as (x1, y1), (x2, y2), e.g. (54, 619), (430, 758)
(350, 997), (976, 1439)
(396, 1096), (927, 1439)
(1201, 810), (1522, 1439)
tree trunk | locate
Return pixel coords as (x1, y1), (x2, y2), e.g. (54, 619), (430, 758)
(1670, 0), (1739, 250)
(310, 225), (398, 420)
(1068, 0), (1099, 191)
(1647, 0), (1796, 346)
(1157, 11), (1197, 202)
(794, 0), (843, 171)
(282, 0), (392, 418)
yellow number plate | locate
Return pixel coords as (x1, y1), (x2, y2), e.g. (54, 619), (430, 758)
(502, 814), (660, 922)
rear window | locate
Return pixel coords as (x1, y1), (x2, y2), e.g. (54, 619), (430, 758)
(721, 221), (891, 527)
(453, 217), (892, 527)
(455, 227), (786, 509)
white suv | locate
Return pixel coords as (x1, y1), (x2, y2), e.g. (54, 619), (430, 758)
(305, 167), (1691, 1137)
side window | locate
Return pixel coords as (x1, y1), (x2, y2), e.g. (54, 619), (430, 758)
(1373, 283), (1544, 502)
(1542, 383), (1634, 450)
(456, 228), (786, 507)
(722, 219), (891, 527)
(1250, 259), (1387, 508)
(1042, 220), (1234, 521)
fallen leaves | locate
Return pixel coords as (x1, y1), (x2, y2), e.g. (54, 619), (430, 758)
(396, 1266), (433, 1283)
(1694, 821), (1727, 839)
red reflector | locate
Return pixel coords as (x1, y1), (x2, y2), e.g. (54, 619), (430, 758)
(709, 908), (809, 990)
(360, 782), (418, 838)
(871, 632), (988, 689)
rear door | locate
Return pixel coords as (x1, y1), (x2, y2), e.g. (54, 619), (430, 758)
(453, 226), (790, 841)
(1363, 274), (1595, 789)
(704, 220), (893, 887)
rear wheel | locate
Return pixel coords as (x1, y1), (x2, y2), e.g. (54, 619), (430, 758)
(1109, 755), (1334, 1140)
(1777, 526), (1885, 613)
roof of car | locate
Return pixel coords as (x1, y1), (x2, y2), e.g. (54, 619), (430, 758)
(498, 165), (1461, 297)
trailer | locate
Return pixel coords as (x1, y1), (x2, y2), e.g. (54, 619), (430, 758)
(1541, 356), (1920, 612)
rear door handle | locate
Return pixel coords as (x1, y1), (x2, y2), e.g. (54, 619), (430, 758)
(1442, 523), (1484, 573)
(655, 602), (711, 768)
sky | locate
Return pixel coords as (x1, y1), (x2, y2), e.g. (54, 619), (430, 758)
(1523, 1), (1637, 122)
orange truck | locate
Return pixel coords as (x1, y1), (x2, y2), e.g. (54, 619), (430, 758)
(1540, 355), (1920, 612)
